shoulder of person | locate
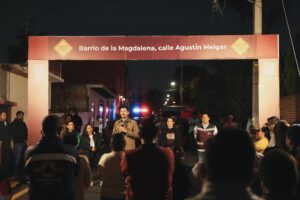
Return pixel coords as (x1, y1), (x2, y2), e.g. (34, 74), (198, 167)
(24, 144), (38, 158)
(158, 146), (173, 155)
(208, 123), (216, 128)
(124, 148), (139, 158)
(99, 152), (111, 164)
(158, 147), (175, 166)
(174, 128), (180, 133)
(195, 124), (203, 128)
(80, 154), (89, 162)
(114, 119), (122, 124)
(81, 133), (90, 138)
(63, 143), (80, 157)
(127, 118), (135, 123)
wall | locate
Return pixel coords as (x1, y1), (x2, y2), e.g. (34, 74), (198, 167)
(51, 84), (88, 112)
(8, 72), (28, 123)
(61, 61), (128, 96)
(280, 94), (300, 123)
(77, 89), (109, 133)
(0, 68), (8, 99)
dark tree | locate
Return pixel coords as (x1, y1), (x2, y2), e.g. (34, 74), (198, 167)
(282, 33), (300, 96)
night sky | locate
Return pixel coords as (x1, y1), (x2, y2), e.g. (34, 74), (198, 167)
(1, 0), (299, 92)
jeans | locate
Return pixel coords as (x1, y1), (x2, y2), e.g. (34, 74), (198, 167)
(14, 143), (26, 165)
(13, 143), (26, 180)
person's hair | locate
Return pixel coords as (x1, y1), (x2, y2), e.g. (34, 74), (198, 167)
(273, 120), (290, 150)
(63, 133), (78, 147)
(111, 134), (126, 152)
(83, 123), (93, 134)
(166, 116), (175, 123)
(204, 129), (255, 183)
(119, 105), (129, 111)
(286, 125), (300, 147)
(249, 128), (258, 137)
(286, 124), (300, 158)
(16, 110), (24, 116)
(201, 112), (209, 117)
(260, 149), (298, 193)
(140, 118), (158, 142)
(261, 127), (269, 134)
(42, 115), (62, 137)
(66, 121), (74, 126)
(267, 116), (279, 126)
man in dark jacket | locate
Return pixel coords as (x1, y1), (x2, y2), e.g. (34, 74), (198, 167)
(0, 111), (14, 177)
(25, 115), (80, 200)
(10, 110), (28, 183)
(63, 121), (80, 148)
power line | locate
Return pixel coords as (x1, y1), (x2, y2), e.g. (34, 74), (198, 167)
(212, 0), (224, 17)
(281, 0), (300, 77)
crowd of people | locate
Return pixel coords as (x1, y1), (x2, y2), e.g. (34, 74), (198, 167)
(0, 106), (300, 200)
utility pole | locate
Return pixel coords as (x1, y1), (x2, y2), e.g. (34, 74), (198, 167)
(252, 0), (262, 128)
(180, 63), (183, 105)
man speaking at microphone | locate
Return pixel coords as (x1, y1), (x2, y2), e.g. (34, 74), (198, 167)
(112, 105), (140, 150)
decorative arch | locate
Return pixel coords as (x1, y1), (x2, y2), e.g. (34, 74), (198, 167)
(28, 35), (279, 144)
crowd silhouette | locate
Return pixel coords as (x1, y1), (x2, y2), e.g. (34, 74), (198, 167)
(0, 108), (300, 200)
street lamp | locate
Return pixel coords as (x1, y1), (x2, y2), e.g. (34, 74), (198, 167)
(170, 81), (176, 87)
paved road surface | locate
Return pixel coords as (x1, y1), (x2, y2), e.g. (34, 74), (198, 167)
(13, 183), (101, 200)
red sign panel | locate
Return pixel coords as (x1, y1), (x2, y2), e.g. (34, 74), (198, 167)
(28, 35), (278, 60)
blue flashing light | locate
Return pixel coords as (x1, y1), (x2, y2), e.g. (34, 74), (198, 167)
(133, 106), (140, 114)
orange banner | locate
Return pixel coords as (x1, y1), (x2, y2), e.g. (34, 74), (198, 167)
(28, 35), (278, 60)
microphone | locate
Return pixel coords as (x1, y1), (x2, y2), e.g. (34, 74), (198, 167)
(120, 121), (125, 127)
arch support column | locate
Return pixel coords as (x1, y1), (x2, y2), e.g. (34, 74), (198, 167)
(257, 59), (280, 127)
(28, 60), (49, 145)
